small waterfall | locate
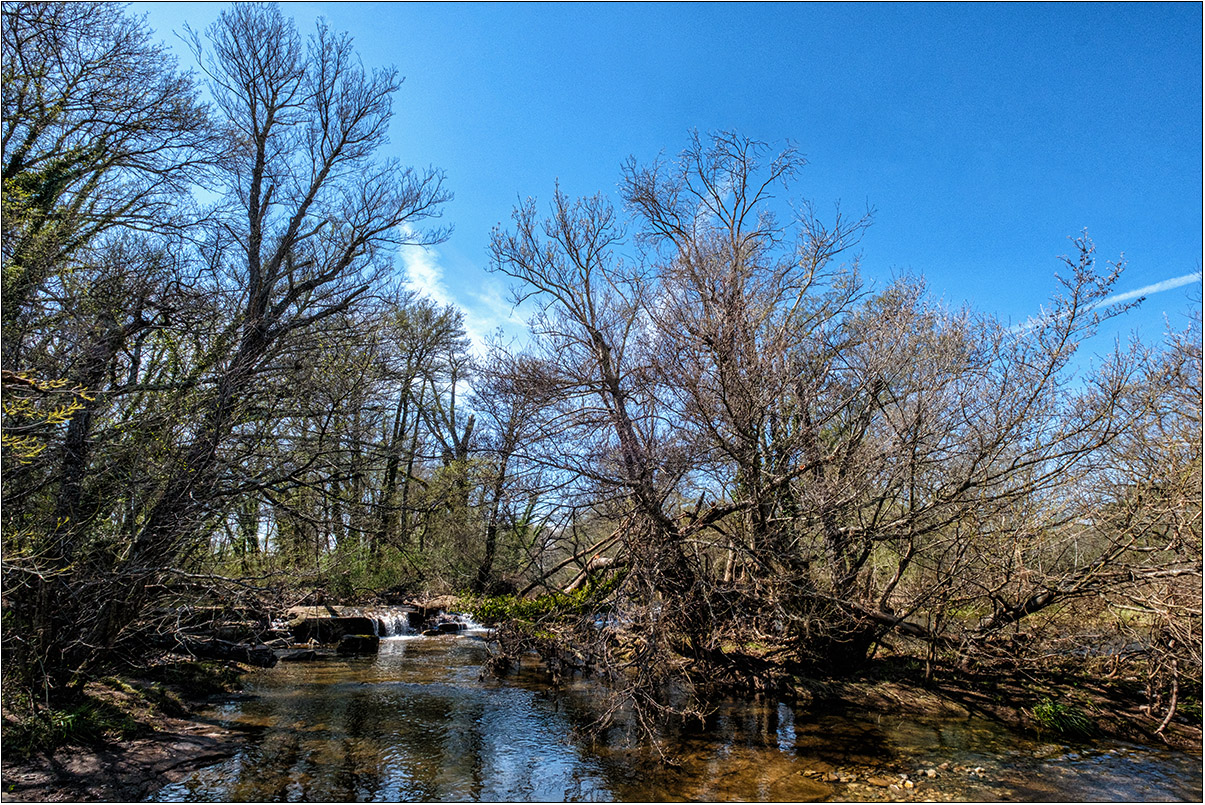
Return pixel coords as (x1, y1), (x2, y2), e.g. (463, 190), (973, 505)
(373, 608), (417, 637)
(453, 612), (493, 637)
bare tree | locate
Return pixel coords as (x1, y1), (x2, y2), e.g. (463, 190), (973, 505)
(625, 132), (870, 586)
(487, 130), (1194, 718)
(470, 346), (553, 593)
(372, 296), (465, 554)
(487, 182), (729, 725)
(124, 2), (450, 562)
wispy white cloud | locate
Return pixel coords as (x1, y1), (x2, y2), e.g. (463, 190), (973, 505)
(398, 239), (455, 308)
(397, 237), (528, 356)
(466, 283), (527, 328)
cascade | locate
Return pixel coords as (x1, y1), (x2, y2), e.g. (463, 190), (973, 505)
(373, 608), (417, 637)
(455, 612), (490, 635)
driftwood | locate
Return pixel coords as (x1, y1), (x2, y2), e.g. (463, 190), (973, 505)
(562, 555), (620, 594)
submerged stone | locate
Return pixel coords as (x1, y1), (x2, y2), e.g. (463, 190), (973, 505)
(337, 634), (380, 655)
(279, 649), (320, 662)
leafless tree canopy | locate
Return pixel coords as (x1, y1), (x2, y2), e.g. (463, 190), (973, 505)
(486, 131), (1201, 715)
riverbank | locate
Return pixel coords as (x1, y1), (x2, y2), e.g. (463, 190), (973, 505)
(2, 712), (254, 802)
(806, 664), (1202, 755)
(1, 660), (257, 803)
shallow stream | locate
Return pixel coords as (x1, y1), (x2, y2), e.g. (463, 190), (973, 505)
(152, 635), (1202, 802)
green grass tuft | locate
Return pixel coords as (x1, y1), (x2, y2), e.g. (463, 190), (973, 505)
(1031, 696), (1095, 738)
(2, 698), (140, 759)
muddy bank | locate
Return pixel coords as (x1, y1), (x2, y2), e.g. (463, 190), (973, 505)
(1, 712), (255, 802)
(1, 659), (253, 803)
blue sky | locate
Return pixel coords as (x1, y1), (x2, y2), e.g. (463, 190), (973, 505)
(134, 1), (1202, 357)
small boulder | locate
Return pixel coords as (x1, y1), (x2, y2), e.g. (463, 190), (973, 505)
(175, 636), (278, 668)
(280, 649), (319, 662)
(286, 606), (379, 643)
(419, 594), (460, 611)
(337, 634), (380, 655)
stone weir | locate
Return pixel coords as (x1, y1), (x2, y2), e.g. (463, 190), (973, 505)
(286, 605), (421, 643)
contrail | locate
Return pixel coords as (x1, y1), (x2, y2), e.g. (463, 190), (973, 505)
(1094, 272), (1201, 308)
(1011, 271), (1201, 334)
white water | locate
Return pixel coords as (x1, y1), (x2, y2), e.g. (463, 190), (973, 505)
(453, 612), (493, 637)
(372, 608), (417, 637)
(371, 607), (491, 639)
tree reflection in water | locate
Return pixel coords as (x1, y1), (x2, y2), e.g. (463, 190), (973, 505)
(153, 638), (1202, 802)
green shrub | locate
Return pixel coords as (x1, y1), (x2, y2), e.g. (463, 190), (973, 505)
(462, 583), (609, 625)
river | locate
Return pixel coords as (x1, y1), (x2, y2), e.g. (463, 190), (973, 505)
(151, 634), (1202, 802)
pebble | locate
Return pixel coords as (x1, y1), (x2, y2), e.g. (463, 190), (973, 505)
(904, 780), (915, 789)
(924, 768), (937, 778)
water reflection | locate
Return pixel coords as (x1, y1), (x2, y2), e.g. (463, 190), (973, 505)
(152, 637), (1202, 802)
(155, 639), (617, 801)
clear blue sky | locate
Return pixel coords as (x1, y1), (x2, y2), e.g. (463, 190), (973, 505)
(135, 1), (1202, 357)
